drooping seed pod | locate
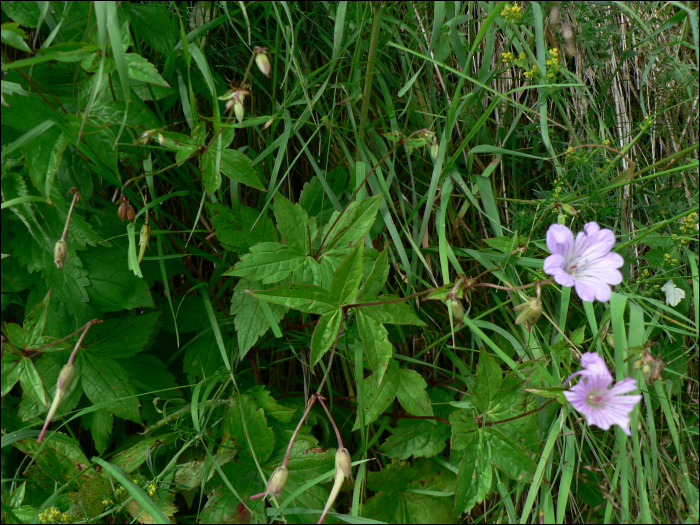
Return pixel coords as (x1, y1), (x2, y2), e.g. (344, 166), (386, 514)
(233, 100), (245, 124)
(650, 356), (665, 382)
(54, 239), (68, 269)
(449, 297), (465, 325)
(126, 204), (136, 223)
(118, 200), (127, 222)
(254, 46), (271, 77)
(38, 363), (76, 443)
(335, 448), (352, 480)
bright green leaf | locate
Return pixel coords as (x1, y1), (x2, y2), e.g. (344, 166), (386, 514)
(310, 309), (342, 366)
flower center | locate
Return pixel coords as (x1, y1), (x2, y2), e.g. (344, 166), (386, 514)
(586, 390), (605, 406)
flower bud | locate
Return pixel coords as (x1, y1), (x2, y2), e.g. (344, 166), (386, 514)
(254, 46), (271, 77)
(449, 297), (465, 325)
(557, 213), (567, 225)
(266, 466), (288, 499)
(126, 204), (136, 223)
(430, 140), (439, 161)
(234, 100), (245, 124)
(54, 240), (68, 269)
(335, 448), (352, 480)
(561, 203), (577, 216)
(57, 364), (76, 393)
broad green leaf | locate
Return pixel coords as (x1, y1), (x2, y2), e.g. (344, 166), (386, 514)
(23, 291), (51, 349)
(125, 53), (170, 87)
(471, 351), (502, 415)
(183, 329), (227, 384)
(396, 368), (433, 417)
(330, 242), (364, 304)
(174, 449), (237, 491)
(361, 297), (426, 326)
(82, 312), (161, 359)
(231, 279), (288, 358)
(220, 149), (265, 191)
(111, 434), (177, 473)
(124, 354), (181, 399)
(26, 125), (70, 202)
(381, 419), (451, 460)
(453, 431), (492, 515)
(18, 350), (82, 422)
(224, 243), (306, 284)
(81, 409), (113, 455)
(81, 354), (141, 423)
(202, 149), (221, 196)
(450, 411), (478, 451)
(18, 356), (48, 409)
(274, 195), (313, 253)
(251, 283), (337, 314)
(131, 3), (177, 55)
(320, 194), (382, 254)
(2, 22), (32, 52)
(13, 434), (89, 490)
(353, 364), (400, 430)
(485, 427), (536, 482)
(227, 393), (275, 465)
(209, 202), (277, 254)
(82, 246), (155, 312)
(358, 245), (390, 300)
(40, 249), (90, 317)
(310, 309), (342, 366)
(363, 460), (455, 524)
(247, 387), (296, 424)
(357, 311), (393, 386)
(1, 351), (23, 396)
(2, 1), (41, 27)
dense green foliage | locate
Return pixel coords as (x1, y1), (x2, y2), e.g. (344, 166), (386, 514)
(1, 1), (698, 524)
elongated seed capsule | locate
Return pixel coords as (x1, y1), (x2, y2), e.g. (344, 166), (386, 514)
(138, 223), (151, 264)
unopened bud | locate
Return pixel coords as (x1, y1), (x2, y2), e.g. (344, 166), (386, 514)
(430, 140), (439, 161)
(126, 204), (136, 223)
(335, 448), (352, 480)
(606, 333), (615, 348)
(234, 100), (245, 124)
(449, 297), (465, 325)
(640, 362), (652, 381)
(557, 213), (567, 225)
(254, 46), (271, 77)
(54, 240), (68, 269)
(266, 466), (288, 499)
(561, 203), (577, 216)
(57, 364), (76, 393)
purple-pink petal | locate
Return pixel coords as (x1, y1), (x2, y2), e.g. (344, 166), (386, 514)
(547, 224), (574, 257)
(580, 353), (612, 380)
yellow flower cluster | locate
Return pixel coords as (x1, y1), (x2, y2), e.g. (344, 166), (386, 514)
(681, 212), (698, 237)
(146, 482), (158, 497)
(603, 139), (612, 146)
(524, 66), (538, 78)
(663, 253), (679, 265)
(546, 48), (560, 79)
(502, 3), (523, 23)
(38, 507), (71, 524)
(501, 51), (514, 62)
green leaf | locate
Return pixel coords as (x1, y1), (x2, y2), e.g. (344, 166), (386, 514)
(131, 3), (177, 55)
(23, 291), (51, 349)
(453, 431), (492, 515)
(231, 279), (288, 358)
(220, 149), (265, 191)
(310, 309), (342, 366)
(125, 53), (170, 87)
(357, 311), (393, 386)
(209, 202), (277, 254)
(183, 329), (227, 384)
(227, 393), (275, 465)
(80, 354), (141, 423)
(363, 460), (456, 524)
(274, 195), (314, 253)
(361, 298), (426, 326)
(359, 245), (390, 300)
(251, 283), (337, 314)
(41, 249), (91, 317)
(82, 246), (155, 312)
(202, 150), (221, 196)
(2, 22), (32, 52)
(450, 411), (478, 451)
(1, 1), (41, 27)
(381, 419), (451, 460)
(82, 409), (113, 455)
(330, 242), (364, 304)
(485, 427), (536, 482)
(396, 367), (433, 417)
(224, 243), (307, 284)
(82, 312), (161, 359)
(1, 351), (23, 396)
(26, 125), (70, 202)
(320, 194), (382, 254)
(18, 356), (48, 409)
(353, 364), (400, 430)
(471, 351), (502, 415)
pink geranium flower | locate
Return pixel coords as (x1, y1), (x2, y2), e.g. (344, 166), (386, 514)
(543, 222), (624, 302)
(564, 352), (642, 436)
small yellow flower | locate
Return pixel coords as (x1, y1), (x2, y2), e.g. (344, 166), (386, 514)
(603, 139), (611, 146)
(147, 483), (158, 497)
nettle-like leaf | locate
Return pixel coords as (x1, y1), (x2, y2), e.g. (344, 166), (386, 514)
(380, 418), (451, 460)
(362, 459), (456, 523)
(252, 242), (364, 364)
(209, 201), (277, 255)
(353, 360), (433, 430)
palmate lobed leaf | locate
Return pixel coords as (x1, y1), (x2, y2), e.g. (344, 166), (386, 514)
(224, 243), (308, 284)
